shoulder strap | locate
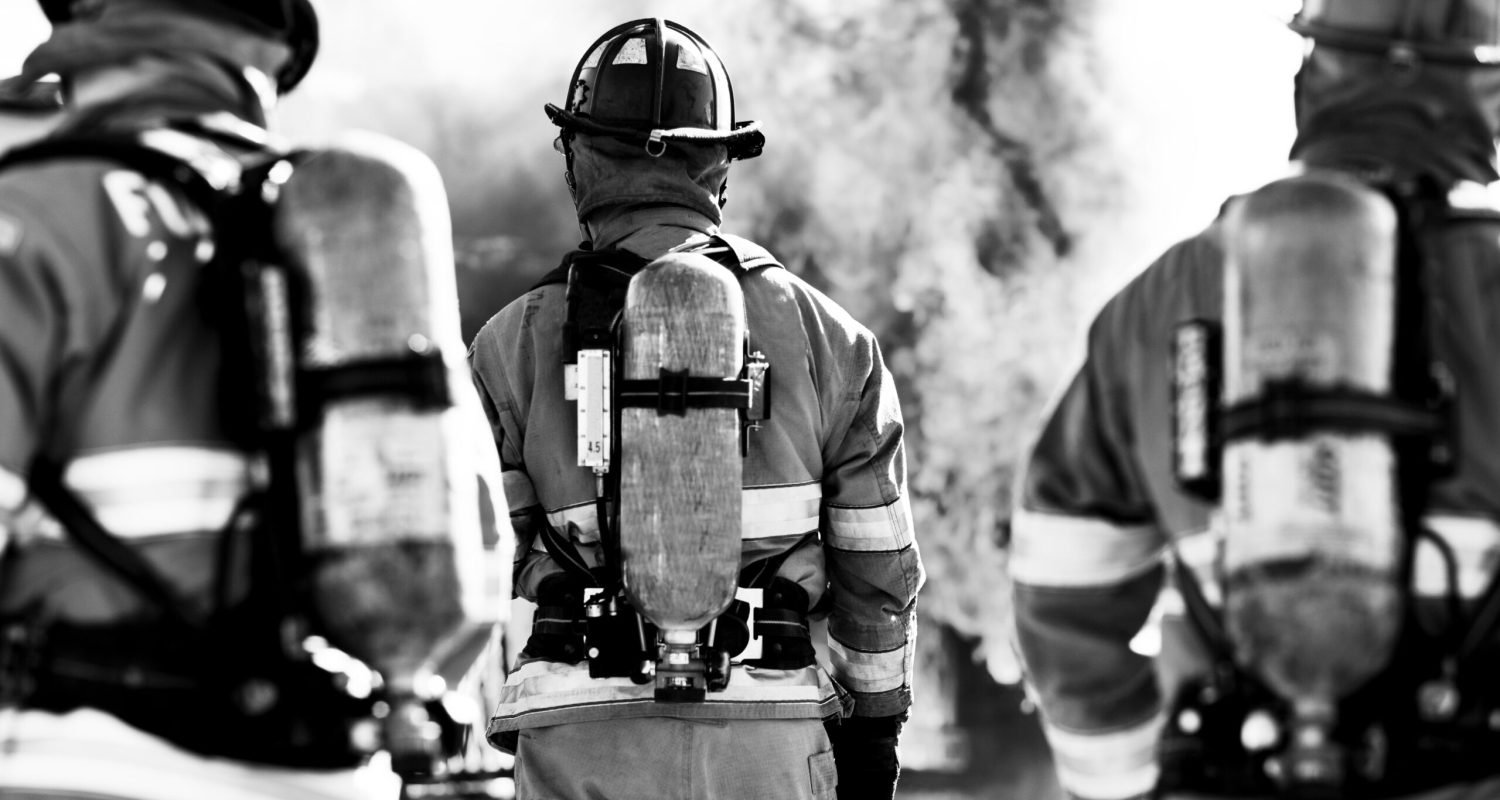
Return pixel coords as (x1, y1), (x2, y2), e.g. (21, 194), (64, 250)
(532, 247), (654, 291)
(556, 247), (652, 362)
(0, 133), (220, 209)
(531, 257), (574, 292)
(677, 233), (784, 272)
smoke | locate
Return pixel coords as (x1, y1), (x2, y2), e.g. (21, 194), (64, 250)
(718, 0), (1301, 683)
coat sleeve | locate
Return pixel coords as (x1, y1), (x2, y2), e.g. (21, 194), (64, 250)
(819, 313), (925, 719)
(467, 323), (557, 601)
(1011, 292), (1169, 800)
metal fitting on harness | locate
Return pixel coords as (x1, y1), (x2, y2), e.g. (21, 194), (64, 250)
(573, 580), (815, 702)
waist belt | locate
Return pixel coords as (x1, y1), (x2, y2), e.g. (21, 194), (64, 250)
(529, 579), (817, 674)
(0, 615), (376, 770)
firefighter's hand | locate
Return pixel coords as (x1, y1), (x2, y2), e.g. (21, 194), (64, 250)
(828, 713), (906, 800)
(523, 573), (588, 662)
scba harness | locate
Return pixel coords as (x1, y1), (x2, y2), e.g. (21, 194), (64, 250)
(1162, 174), (1500, 798)
(526, 236), (818, 701)
(0, 120), (453, 770)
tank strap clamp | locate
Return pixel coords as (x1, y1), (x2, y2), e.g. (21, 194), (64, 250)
(301, 351), (452, 414)
(1221, 380), (1442, 444)
(618, 368), (751, 417)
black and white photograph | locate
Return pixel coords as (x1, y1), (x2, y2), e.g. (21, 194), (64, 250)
(6, 2), (1499, 799)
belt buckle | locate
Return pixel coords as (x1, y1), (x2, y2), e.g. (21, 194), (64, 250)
(733, 587), (763, 664)
(584, 587), (766, 664)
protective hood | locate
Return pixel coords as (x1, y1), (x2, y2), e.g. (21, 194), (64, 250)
(1292, 47), (1500, 184)
(570, 133), (731, 225)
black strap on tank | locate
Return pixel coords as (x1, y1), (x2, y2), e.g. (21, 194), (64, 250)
(618, 370), (753, 416)
(301, 353), (451, 411)
(1219, 383), (1443, 444)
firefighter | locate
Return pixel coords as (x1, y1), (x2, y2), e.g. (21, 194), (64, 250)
(1011, 1), (1500, 798)
(0, 1), (400, 798)
(467, 17), (925, 800)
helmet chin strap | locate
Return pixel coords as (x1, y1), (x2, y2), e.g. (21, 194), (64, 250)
(559, 132), (579, 197)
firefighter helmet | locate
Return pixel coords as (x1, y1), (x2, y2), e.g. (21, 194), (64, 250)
(545, 18), (765, 161)
(1291, 0), (1500, 66)
(36, 0), (319, 92)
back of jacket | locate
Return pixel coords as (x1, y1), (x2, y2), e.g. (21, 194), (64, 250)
(0, 100), (405, 800)
(467, 225), (924, 737)
(1012, 177), (1500, 798)
(0, 114), (248, 624)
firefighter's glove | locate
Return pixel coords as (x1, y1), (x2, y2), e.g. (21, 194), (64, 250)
(750, 577), (817, 669)
(524, 573), (588, 663)
(828, 712), (906, 800)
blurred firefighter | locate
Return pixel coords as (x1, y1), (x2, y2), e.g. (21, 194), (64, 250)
(1011, 1), (1500, 798)
(0, 1), (404, 798)
(467, 17), (924, 800)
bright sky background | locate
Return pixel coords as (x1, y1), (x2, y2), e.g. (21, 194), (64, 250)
(0, 0), (1305, 289)
(0, 2), (1302, 149)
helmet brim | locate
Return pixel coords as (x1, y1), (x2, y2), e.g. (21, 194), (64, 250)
(545, 103), (765, 161)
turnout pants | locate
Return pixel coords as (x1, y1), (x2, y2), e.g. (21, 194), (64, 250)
(514, 716), (838, 800)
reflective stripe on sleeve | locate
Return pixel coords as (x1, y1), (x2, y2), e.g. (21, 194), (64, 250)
(824, 498), (913, 553)
(29, 446), (252, 540)
(826, 636), (907, 695)
(1042, 713), (1164, 800)
(743, 483), (820, 540)
(1417, 515), (1500, 599)
(1011, 509), (1165, 588)
(0, 465), (25, 512)
(545, 503), (599, 542)
(502, 469), (538, 512)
